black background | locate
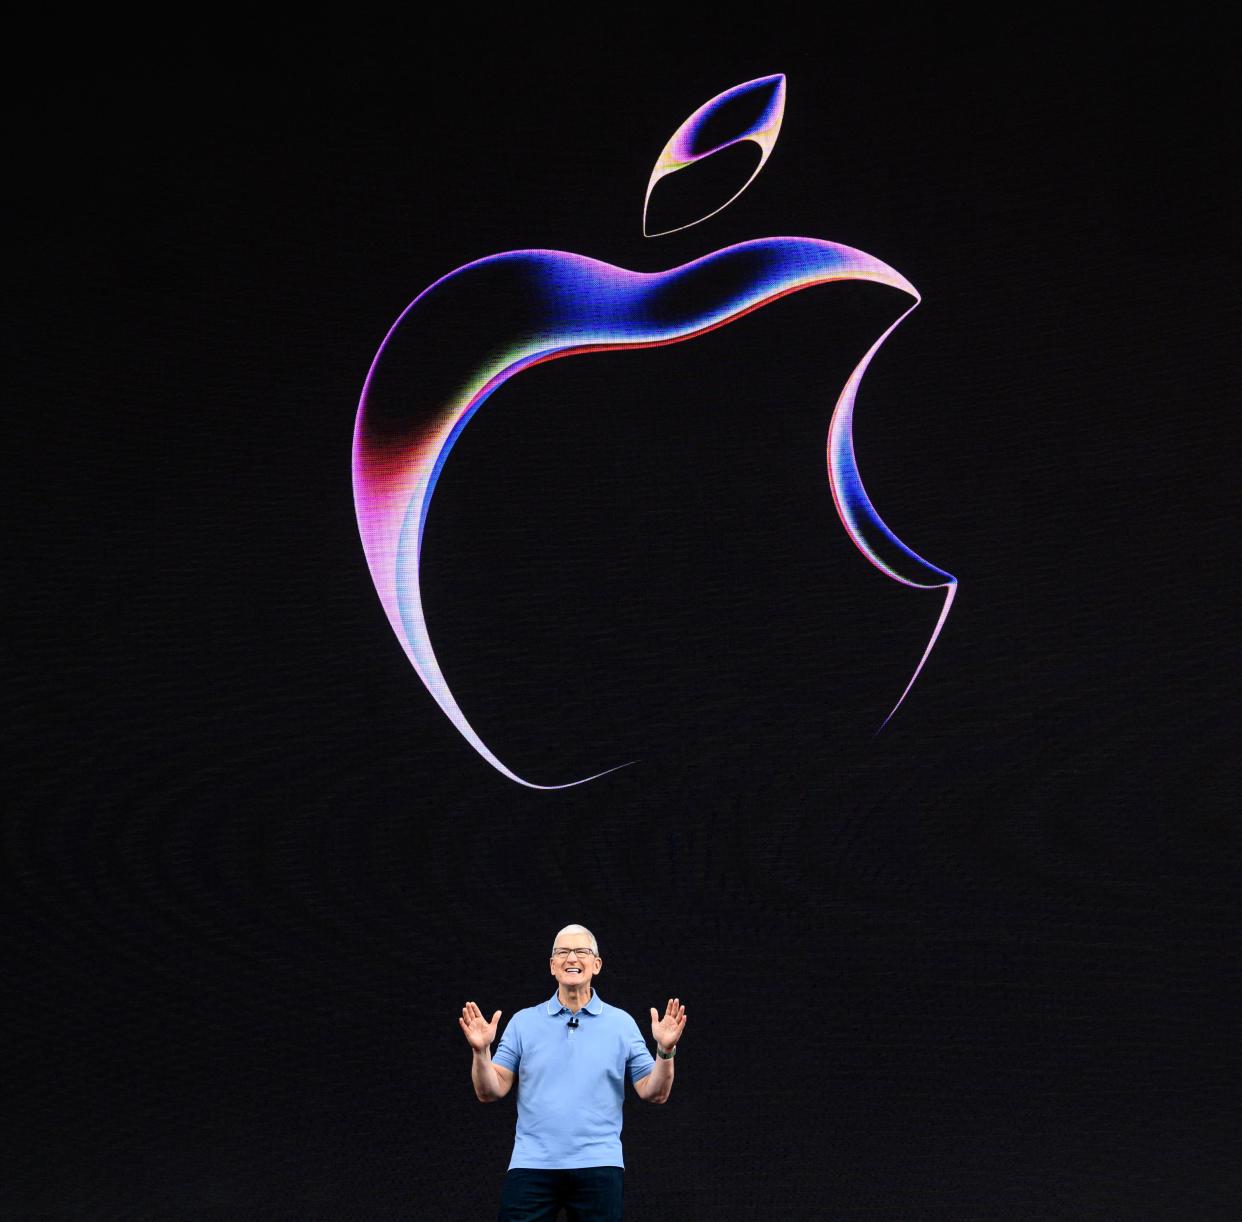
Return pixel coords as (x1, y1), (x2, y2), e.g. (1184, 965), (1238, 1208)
(8, 17), (1239, 1221)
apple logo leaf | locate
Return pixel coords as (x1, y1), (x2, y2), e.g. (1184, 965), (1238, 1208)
(643, 73), (787, 237)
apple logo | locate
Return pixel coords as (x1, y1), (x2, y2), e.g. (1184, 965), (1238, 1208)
(353, 74), (955, 788)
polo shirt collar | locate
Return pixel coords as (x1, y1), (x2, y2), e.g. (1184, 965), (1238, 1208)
(546, 989), (604, 1016)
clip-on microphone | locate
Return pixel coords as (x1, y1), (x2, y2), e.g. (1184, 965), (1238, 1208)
(567, 1015), (579, 1029)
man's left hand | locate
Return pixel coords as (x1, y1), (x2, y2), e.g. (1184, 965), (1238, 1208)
(649, 997), (687, 1053)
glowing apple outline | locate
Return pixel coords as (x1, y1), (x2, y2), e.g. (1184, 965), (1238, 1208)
(353, 75), (956, 789)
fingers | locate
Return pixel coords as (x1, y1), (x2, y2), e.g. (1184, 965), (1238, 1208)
(459, 1004), (500, 1028)
(655, 998), (687, 1038)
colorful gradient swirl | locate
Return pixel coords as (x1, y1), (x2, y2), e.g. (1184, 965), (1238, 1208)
(353, 238), (956, 787)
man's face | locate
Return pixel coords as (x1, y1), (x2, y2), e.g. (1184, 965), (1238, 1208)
(549, 938), (601, 992)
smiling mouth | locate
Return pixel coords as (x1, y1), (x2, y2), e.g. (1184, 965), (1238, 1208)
(565, 967), (582, 974)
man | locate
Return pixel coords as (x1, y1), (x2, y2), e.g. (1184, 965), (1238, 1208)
(459, 924), (687, 1222)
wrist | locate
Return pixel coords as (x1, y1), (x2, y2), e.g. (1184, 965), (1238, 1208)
(656, 1044), (676, 1059)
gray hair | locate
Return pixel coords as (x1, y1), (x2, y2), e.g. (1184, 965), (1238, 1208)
(552, 924), (598, 955)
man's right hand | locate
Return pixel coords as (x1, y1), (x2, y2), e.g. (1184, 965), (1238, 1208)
(459, 1001), (501, 1052)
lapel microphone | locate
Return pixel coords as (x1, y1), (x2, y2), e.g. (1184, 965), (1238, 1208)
(567, 1015), (579, 1029)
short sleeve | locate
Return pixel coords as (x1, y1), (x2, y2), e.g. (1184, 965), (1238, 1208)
(493, 1012), (522, 1074)
(625, 1014), (655, 1084)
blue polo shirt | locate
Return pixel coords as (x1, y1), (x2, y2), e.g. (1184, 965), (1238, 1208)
(492, 990), (655, 1169)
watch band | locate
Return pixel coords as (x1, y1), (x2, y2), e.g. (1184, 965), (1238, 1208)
(656, 1045), (676, 1060)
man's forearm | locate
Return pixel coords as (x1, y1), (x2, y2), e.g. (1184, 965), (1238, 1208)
(471, 1048), (506, 1101)
(644, 1051), (675, 1103)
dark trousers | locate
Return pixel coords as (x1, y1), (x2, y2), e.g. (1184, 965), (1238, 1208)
(498, 1167), (624, 1222)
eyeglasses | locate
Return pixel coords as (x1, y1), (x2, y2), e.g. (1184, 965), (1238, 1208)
(551, 947), (598, 960)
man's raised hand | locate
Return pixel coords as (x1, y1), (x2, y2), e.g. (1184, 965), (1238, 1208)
(459, 1001), (501, 1052)
(649, 997), (687, 1052)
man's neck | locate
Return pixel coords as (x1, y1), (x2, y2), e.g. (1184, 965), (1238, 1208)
(558, 984), (592, 1013)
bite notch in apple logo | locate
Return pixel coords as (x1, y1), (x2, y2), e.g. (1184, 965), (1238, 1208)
(352, 73), (955, 788)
